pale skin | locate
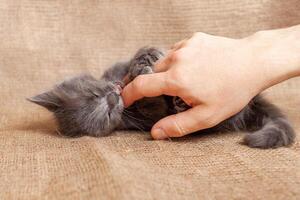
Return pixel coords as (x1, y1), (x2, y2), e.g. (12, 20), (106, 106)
(122, 25), (300, 140)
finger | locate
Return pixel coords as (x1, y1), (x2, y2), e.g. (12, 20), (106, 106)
(151, 105), (218, 139)
(121, 72), (176, 107)
(154, 39), (187, 73)
(154, 54), (173, 72)
(171, 39), (187, 50)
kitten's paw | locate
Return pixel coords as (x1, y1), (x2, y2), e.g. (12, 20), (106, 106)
(129, 47), (164, 80)
(140, 66), (154, 74)
(128, 47), (164, 82)
(133, 47), (164, 66)
(130, 65), (153, 79)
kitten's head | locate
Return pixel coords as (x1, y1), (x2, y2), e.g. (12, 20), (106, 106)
(28, 75), (124, 137)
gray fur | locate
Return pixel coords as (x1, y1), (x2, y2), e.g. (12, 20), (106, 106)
(28, 47), (295, 148)
(28, 75), (123, 137)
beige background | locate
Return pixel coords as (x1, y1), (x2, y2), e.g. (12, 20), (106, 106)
(0, 0), (300, 199)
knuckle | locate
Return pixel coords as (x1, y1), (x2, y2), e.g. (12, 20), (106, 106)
(170, 49), (188, 63)
(172, 116), (187, 137)
(192, 32), (207, 39)
(132, 76), (145, 95)
(165, 71), (185, 93)
(189, 32), (210, 47)
(250, 30), (271, 41)
(169, 51), (179, 62)
(200, 112), (219, 128)
(172, 39), (187, 49)
(178, 39), (187, 48)
(200, 117), (214, 128)
(254, 30), (267, 37)
(171, 69), (189, 86)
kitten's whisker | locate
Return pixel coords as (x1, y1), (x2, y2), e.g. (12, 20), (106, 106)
(122, 113), (147, 134)
(124, 109), (157, 124)
(123, 110), (145, 122)
(122, 112), (145, 126)
(123, 110), (154, 125)
(123, 110), (157, 130)
(123, 109), (135, 115)
(125, 119), (145, 133)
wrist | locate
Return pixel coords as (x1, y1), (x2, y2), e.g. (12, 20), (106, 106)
(244, 25), (300, 92)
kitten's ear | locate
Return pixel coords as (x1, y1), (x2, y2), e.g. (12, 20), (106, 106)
(27, 91), (61, 112)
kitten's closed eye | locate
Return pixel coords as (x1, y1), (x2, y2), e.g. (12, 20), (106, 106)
(88, 89), (100, 97)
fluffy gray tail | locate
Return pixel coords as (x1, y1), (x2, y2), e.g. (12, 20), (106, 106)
(244, 115), (295, 149)
(244, 96), (295, 149)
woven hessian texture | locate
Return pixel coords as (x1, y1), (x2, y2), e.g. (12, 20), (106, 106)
(0, 0), (300, 199)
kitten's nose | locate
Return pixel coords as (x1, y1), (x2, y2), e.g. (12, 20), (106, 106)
(107, 93), (119, 109)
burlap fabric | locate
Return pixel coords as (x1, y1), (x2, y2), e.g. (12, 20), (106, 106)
(0, 0), (299, 199)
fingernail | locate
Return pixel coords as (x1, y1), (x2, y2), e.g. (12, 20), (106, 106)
(152, 128), (168, 140)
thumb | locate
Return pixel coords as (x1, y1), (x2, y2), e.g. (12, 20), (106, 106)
(151, 105), (218, 139)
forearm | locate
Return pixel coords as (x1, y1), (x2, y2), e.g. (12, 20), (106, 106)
(246, 25), (300, 92)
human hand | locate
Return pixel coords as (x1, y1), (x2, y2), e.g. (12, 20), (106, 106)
(122, 26), (300, 140)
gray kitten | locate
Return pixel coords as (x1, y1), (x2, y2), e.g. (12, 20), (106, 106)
(28, 47), (295, 148)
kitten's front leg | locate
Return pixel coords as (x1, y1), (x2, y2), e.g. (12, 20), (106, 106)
(128, 47), (164, 80)
(102, 61), (131, 85)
